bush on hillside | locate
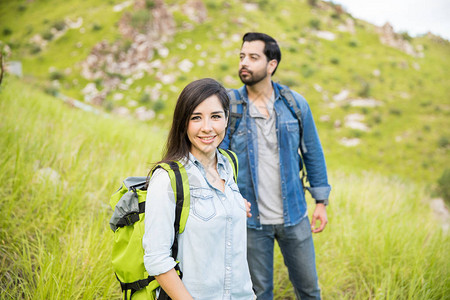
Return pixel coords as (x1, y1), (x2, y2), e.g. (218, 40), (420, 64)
(348, 39), (359, 47)
(2, 27), (12, 36)
(42, 30), (54, 41)
(49, 70), (65, 81)
(53, 20), (66, 31)
(437, 168), (450, 206)
(438, 135), (449, 148)
(309, 19), (321, 30)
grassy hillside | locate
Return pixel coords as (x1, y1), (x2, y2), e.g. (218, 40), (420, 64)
(1, 0), (448, 188)
(0, 77), (448, 299)
(0, 0), (449, 298)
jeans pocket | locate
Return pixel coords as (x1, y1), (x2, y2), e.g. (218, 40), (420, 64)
(191, 187), (216, 221)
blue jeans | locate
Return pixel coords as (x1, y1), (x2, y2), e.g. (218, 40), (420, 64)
(247, 217), (321, 300)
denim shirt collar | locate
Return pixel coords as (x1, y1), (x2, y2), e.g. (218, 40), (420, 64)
(188, 150), (229, 182)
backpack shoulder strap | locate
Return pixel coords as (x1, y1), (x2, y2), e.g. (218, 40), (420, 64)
(227, 88), (246, 138)
(152, 161), (190, 235)
(218, 148), (239, 183)
(278, 85), (306, 154)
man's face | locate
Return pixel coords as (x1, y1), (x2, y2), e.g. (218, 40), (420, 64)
(239, 40), (271, 86)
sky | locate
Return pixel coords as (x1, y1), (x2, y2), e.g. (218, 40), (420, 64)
(331, 0), (450, 40)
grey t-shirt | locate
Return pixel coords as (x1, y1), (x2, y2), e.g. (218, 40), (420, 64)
(249, 92), (284, 225)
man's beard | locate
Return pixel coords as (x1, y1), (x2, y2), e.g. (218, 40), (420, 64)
(239, 68), (268, 86)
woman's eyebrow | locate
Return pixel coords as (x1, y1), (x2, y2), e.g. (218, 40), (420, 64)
(191, 110), (225, 115)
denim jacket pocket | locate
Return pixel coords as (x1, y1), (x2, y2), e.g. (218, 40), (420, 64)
(231, 129), (247, 154)
(283, 120), (300, 151)
(191, 187), (216, 221)
(285, 120), (299, 132)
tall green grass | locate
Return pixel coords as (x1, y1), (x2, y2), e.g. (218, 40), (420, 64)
(272, 171), (449, 299)
(1, 78), (448, 299)
(0, 77), (165, 299)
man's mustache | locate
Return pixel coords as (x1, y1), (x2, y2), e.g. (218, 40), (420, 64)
(239, 68), (252, 74)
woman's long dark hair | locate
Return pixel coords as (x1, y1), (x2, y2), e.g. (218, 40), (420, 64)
(153, 78), (229, 171)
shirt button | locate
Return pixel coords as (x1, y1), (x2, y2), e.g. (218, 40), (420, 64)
(227, 217), (232, 222)
(227, 242), (231, 246)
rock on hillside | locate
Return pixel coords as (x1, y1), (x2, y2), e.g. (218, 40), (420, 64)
(80, 0), (176, 105)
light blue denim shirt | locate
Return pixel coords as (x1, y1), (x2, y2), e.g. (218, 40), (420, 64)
(221, 82), (331, 229)
(143, 150), (255, 299)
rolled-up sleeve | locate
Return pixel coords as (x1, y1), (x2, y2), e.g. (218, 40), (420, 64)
(297, 93), (331, 201)
(143, 168), (177, 276)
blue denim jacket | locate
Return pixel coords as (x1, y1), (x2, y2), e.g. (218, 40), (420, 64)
(221, 82), (331, 229)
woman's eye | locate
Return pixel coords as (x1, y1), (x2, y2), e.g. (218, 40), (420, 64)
(212, 114), (222, 119)
(191, 116), (200, 121)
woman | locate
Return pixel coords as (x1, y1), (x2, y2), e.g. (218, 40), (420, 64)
(143, 78), (255, 299)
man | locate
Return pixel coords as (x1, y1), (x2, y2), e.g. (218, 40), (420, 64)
(221, 32), (331, 299)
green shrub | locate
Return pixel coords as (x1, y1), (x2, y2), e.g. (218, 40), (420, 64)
(42, 30), (54, 41)
(330, 57), (339, 65)
(358, 80), (371, 97)
(49, 70), (65, 81)
(92, 23), (103, 31)
(145, 0), (156, 9)
(438, 135), (449, 148)
(309, 19), (321, 30)
(437, 169), (450, 206)
(220, 63), (229, 71)
(153, 99), (165, 112)
(2, 27), (12, 36)
(53, 20), (66, 31)
(348, 39), (359, 47)
(17, 4), (27, 12)
(400, 31), (412, 42)
(389, 108), (402, 116)
(30, 44), (42, 54)
(44, 85), (59, 96)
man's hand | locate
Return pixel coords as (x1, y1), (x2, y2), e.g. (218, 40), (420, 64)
(311, 203), (327, 233)
(245, 199), (252, 218)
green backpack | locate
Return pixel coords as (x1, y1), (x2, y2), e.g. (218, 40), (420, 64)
(109, 149), (238, 300)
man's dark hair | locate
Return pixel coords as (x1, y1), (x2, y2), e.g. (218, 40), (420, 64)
(242, 32), (281, 76)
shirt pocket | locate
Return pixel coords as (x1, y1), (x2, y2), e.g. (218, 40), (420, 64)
(190, 187), (216, 221)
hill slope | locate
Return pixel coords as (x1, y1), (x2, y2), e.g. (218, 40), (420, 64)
(1, 0), (449, 187)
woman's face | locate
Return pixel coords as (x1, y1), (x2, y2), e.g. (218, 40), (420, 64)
(187, 95), (228, 160)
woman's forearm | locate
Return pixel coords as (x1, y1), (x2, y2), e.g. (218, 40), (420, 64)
(155, 268), (193, 300)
